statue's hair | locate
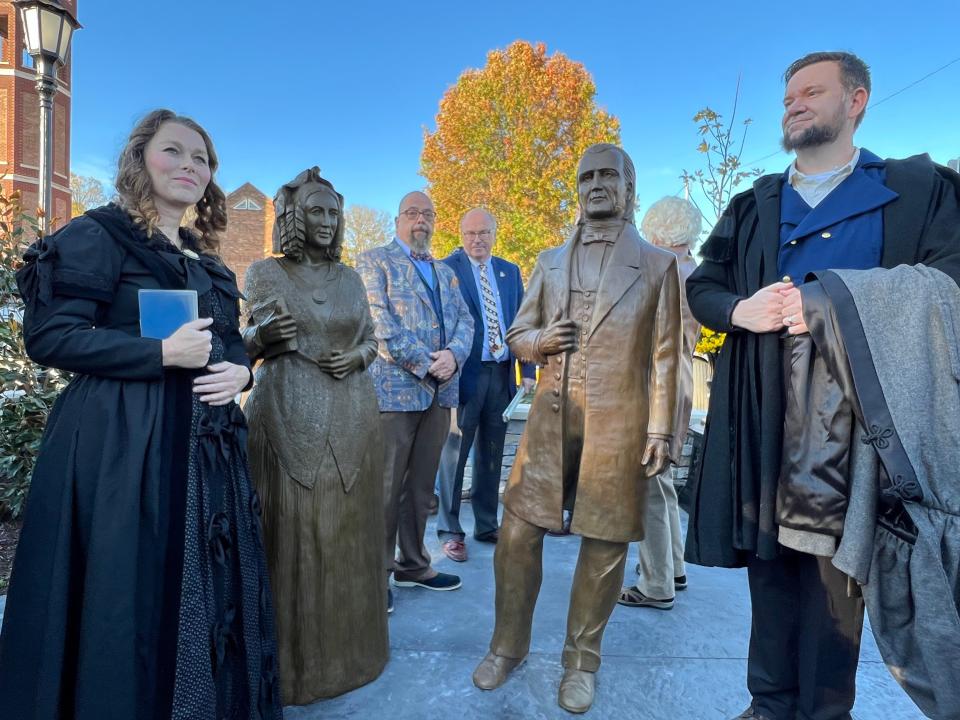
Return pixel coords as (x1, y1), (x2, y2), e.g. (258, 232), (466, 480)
(114, 109), (226, 254)
(577, 143), (637, 224)
(641, 196), (702, 247)
(272, 167), (345, 262)
(783, 51), (871, 127)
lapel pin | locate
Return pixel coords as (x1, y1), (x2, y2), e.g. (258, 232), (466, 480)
(499, 271), (506, 277)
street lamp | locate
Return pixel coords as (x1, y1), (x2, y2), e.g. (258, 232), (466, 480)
(14, 0), (81, 235)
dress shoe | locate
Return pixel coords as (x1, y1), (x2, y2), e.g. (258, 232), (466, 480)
(474, 530), (499, 544)
(393, 570), (462, 591)
(557, 668), (595, 714)
(442, 539), (468, 562)
(472, 652), (524, 690)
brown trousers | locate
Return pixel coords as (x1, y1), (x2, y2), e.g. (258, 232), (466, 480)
(380, 396), (450, 581)
(490, 507), (628, 671)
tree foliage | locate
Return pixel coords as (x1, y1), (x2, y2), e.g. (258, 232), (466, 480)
(0, 188), (68, 520)
(342, 204), (393, 266)
(70, 173), (108, 217)
(421, 40), (620, 275)
(680, 78), (763, 234)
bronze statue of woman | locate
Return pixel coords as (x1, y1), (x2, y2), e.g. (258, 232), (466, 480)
(243, 167), (388, 703)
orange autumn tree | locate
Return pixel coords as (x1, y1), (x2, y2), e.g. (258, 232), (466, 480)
(421, 41), (620, 275)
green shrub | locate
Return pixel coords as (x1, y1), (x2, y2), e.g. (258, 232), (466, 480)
(0, 189), (68, 520)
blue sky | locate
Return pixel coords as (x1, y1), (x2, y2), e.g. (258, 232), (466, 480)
(70, 1), (960, 222)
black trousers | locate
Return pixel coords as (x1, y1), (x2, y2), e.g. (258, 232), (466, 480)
(437, 362), (510, 540)
(747, 549), (865, 720)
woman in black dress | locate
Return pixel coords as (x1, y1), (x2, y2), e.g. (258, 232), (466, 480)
(0, 110), (282, 719)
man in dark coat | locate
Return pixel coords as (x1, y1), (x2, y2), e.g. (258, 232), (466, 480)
(684, 50), (960, 720)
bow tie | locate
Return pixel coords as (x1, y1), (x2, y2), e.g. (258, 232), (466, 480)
(582, 230), (616, 245)
(410, 250), (434, 262)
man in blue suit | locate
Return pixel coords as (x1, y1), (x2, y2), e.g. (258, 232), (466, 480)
(436, 208), (536, 562)
(358, 191), (474, 612)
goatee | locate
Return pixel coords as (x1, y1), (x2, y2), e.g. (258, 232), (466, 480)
(408, 235), (431, 254)
(781, 122), (841, 152)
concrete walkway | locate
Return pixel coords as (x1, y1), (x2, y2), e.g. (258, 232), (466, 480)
(0, 507), (923, 719)
(285, 506), (923, 720)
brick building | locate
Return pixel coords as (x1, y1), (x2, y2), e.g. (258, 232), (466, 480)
(223, 182), (274, 291)
(0, 0), (75, 228)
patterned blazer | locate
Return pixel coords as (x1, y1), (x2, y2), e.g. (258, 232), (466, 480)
(357, 240), (474, 411)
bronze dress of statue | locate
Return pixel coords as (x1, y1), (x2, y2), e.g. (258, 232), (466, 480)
(243, 168), (388, 703)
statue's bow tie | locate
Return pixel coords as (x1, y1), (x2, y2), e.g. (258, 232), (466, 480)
(582, 229), (617, 245)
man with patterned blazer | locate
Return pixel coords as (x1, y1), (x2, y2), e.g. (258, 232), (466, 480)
(357, 191), (474, 613)
(435, 208), (536, 563)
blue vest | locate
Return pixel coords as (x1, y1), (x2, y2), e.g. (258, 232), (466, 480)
(412, 262), (446, 347)
(778, 149), (898, 283)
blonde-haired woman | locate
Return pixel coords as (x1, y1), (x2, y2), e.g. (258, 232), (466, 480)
(0, 110), (282, 719)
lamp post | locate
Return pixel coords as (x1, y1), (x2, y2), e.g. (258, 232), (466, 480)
(14, 0), (80, 236)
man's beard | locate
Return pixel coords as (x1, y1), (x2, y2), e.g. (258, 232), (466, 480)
(781, 104), (845, 152)
(407, 230), (431, 254)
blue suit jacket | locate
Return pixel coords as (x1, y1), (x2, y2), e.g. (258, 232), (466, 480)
(443, 248), (535, 406)
(357, 241), (474, 411)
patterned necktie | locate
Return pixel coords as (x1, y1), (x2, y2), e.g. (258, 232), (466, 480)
(477, 263), (504, 357)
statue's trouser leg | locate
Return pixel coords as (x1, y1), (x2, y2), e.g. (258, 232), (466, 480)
(637, 469), (684, 598)
(562, 537), (629, 671)
(489, 507), (547, 659)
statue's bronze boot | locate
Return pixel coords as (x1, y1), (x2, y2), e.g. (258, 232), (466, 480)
(557, 668), (596, 714)
(472, 652), (525, 690)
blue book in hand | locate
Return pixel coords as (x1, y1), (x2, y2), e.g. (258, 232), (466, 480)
(139, 289), (199, 339)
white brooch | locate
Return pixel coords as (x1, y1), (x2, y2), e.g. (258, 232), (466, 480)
(182, 248), (199, 260)
(499, 271), (506, 277)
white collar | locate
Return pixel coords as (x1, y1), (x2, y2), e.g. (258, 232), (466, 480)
(788, 148), (860, 185)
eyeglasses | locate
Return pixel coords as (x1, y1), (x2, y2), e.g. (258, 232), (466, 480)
(463, 230), (492, 240)
(400, 208), (436, 222)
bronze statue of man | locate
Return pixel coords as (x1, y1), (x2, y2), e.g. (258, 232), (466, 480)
(472, 143), (683, 714)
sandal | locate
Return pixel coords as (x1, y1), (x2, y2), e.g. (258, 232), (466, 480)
(617, 585), (674, 610)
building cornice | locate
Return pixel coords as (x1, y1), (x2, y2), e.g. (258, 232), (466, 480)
(0, 68), (72, 98)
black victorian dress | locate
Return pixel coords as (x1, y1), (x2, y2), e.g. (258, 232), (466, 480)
(0, 205), (282, 720)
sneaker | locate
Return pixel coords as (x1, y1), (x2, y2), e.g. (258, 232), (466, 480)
(387, 588), (394, 614)
(442, 539), (468, 562)
(617, 585), (674, 610)
(394, 571), (462, 591)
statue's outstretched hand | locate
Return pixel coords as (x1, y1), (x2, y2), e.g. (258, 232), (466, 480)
(641, 438), (671, 478)
(537, 309), (579, 356)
